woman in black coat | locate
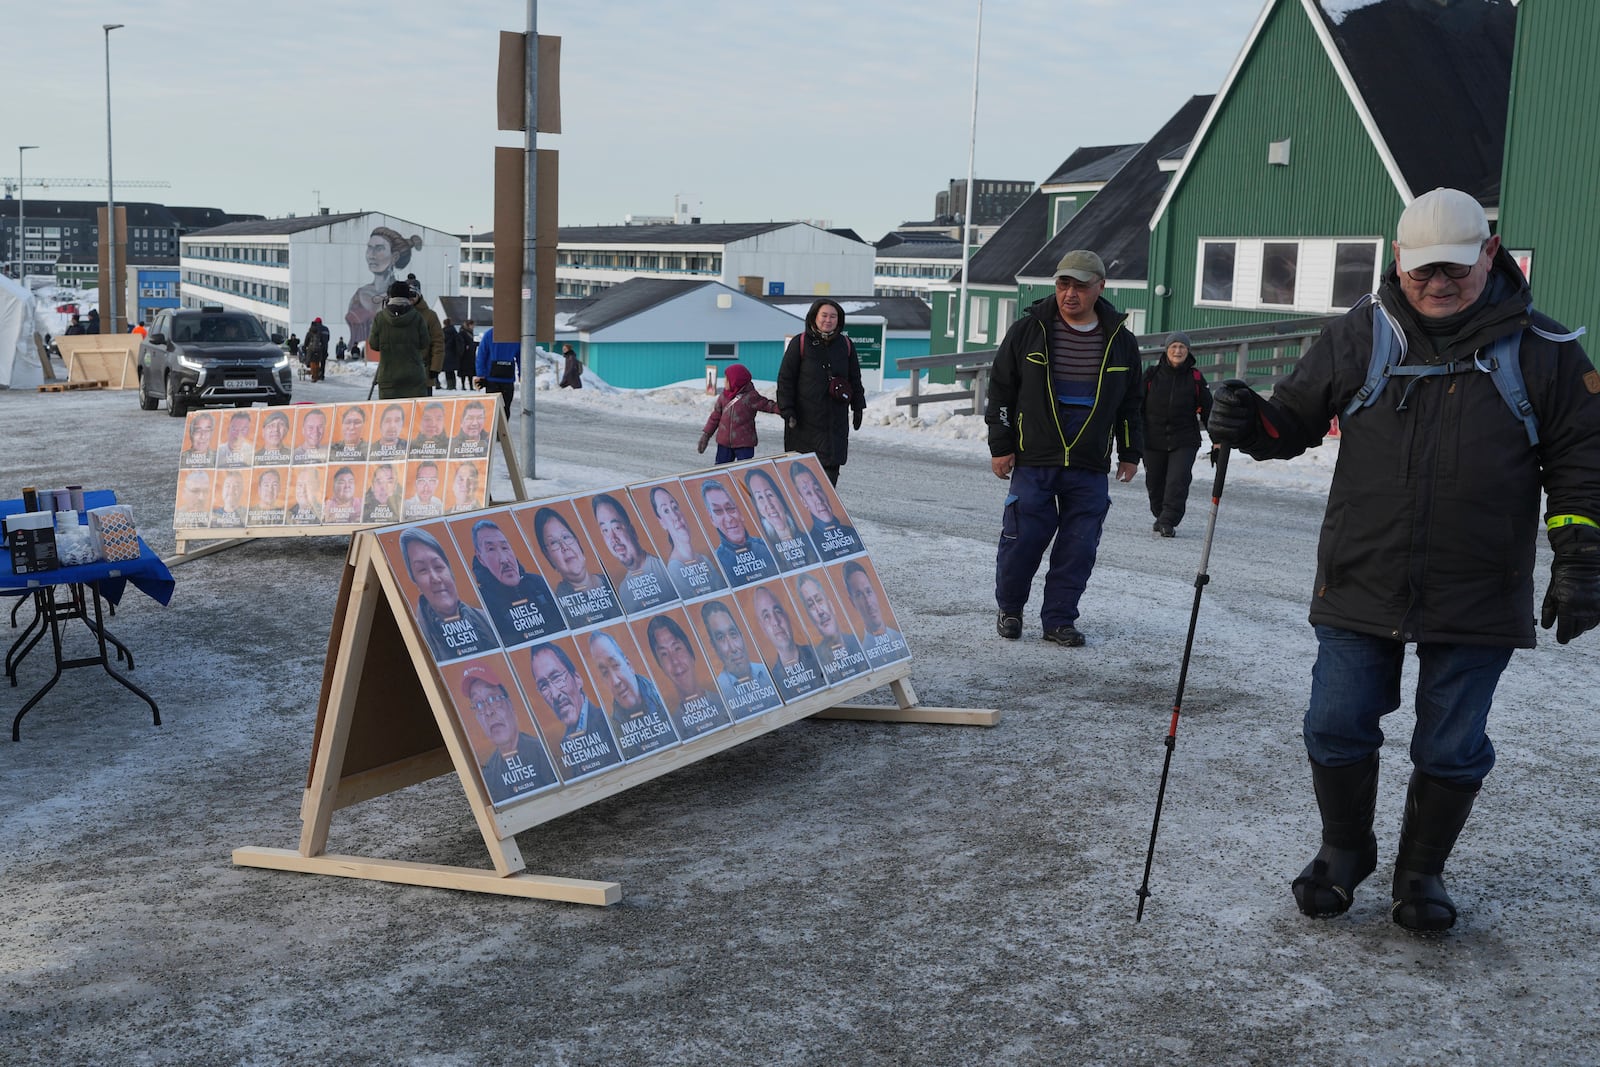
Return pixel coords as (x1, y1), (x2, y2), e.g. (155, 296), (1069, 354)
(776, 298), (865, 486)
(1142, 331), (1213, 537)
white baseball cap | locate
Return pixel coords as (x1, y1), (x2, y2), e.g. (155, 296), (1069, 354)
(1395, 188), (1490, 272)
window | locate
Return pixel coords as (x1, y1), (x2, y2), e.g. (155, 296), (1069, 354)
(996, 298), (1016, 339)
(1259, 242), (1298, 306)
(1053, 197), (1080, 234)
(1332, 242), (1377, 308)
(946, 297), (957, 337)
(1195, 237), (1382, 314)
(1200, 241), (1236, 302)
(967, 296), (990, 343)
(707, 342), (736, 361)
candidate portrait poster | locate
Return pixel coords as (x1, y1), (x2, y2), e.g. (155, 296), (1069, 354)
(378, 521), (502, 664)
(631, 606), (732, 741)
(292, 404), (332, 464)
(573, 489), (680, 615)
(246, 465), (289, 526)
(174, 467), (217, 529)
(790, 567), (871, 685)
(328, 403), (373, 464)
(513, 499), (624, 630)
(443, 656), (561, 807)
(368, 402), (414, 464)
(449, 397), (495, 461)
(828, 557), (910, 670)
(679, 471), (781, 589)
(408, 400), (453, 461)
(402, 458), (448, 521)
(733, 581), (828, 703)
(446, 512), (565, 649)
(687, 595), (785, 720)
(214, 409), (259, 468)
(286, 466), (325, 525)
(627, 478), (728, 603)
(578, 621), (681, 763)
(322, 463), (363, 523)
(445, 458), (490, 515)
(179, 411), (218, 468)
(780, 455), (864, 561)
(511, 635), (625, 783)
(254, 409), (294, 466)
(360, 462), (406, 526)
(731, 460), (819, 574)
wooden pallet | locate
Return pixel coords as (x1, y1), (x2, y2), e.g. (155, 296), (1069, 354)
(37, 380), (107, 393)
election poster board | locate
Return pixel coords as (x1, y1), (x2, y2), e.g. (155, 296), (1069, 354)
(171, 395), (524, 559)
(233, 455), (999, 905)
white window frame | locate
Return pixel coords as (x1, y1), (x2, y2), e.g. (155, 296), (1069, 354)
(966, 295), (990, 344)
(1194, 236), (1384, 314)
(945, 296), (957, 337)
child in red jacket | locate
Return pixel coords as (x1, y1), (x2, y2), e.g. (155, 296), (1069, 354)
(698, 363), (780, 464)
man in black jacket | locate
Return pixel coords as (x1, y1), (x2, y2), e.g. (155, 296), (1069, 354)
(1209, 188), (1600, 933)
(985, 249), (1143, 648)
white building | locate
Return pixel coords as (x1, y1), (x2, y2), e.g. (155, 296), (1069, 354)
(180, 211), (460, 345)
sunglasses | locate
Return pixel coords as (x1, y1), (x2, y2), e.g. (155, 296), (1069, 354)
(1406, 262), (1476, 282)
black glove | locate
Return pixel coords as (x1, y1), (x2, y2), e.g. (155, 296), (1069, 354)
(1207, 445), (1221, 468)
(1207, 379), (1266, 449)
(1541, 524), (1600, 644)
(852, 409), (863, 431)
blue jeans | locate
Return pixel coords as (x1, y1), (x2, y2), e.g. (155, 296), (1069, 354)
(994, 465), (1111, 630)
(1305, 625), (1513, 785)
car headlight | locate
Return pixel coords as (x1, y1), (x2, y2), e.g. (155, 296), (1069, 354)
(274, 355), (291, 371)
(177, 354), (204, 372)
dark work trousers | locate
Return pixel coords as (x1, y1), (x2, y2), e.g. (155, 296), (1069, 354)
(1144, 444), (1199, 528)
(486, 380), (514, 415)
(994, 464), (1112, 630)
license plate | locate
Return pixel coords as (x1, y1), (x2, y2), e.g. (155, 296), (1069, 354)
(224, 378), (256, 390)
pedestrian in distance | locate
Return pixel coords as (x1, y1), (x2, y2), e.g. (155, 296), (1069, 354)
(1142, 332), (1213, 537)
(1207, 187), (1600, 933)
(456, 323), (477, 388)
(559, 344), (583, 389)
(368, 280), (431, 399)
(442, 319), (461, 390)
(335, 336), (348, 362)
(407, 275), (445, 393)
(475, 326), (519, 415)
(698, 363), (779, 464)
(303, 317), (331, 382)
(777, 298), (865, 487)
(985, 249), (1143, 648)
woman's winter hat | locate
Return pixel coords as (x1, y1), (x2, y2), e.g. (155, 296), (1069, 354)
(1165, 332), (1192, 350)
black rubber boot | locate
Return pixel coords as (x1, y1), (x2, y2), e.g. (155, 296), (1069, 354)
(1391, 770), (1478, 933)
(1292, 753), (1380, 917)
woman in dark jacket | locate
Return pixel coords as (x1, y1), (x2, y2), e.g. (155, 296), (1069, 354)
(368, 280), (431, 399)
(1142, 331), (1213, 536)
(776, 298), (865, 486)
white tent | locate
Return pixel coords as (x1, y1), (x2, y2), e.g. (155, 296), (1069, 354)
(0, 273), (44, 389)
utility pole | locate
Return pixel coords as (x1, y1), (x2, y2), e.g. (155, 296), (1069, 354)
(521, 0), (539, 476)
(17, 145), (37, 280)
(955, 0), (983, 356)
(103, 23), (124, 334)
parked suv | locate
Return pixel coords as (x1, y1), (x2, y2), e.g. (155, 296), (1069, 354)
(137, 307), (291, 418)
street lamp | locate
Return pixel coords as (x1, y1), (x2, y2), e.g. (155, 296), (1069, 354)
(17, 145), (37, 281)
(103, 23), (123, 335)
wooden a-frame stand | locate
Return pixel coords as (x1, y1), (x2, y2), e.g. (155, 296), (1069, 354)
(233, 536), (999, 906)
(169, 415), (526, 565)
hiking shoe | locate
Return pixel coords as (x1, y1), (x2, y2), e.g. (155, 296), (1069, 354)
(1156, 522), (1176, 538)
(997, 611), (1022, 640)
(1152, 520), (1162, 532)
(1043, 625), (1085, 647)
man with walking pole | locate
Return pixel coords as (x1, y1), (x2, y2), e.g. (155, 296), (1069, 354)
(1206, 188), (1600, 933)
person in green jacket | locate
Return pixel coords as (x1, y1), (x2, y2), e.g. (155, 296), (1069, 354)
(369, 280), (431, 399)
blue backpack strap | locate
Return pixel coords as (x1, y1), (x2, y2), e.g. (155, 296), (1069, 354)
(1478, 332), (1538, 446)
(1344, 294), (1401, 417)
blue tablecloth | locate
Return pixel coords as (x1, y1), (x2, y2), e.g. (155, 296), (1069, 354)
(1, 491), (175, 607)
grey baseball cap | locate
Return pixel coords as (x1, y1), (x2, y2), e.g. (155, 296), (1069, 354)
(1054, 249), (1106, 282)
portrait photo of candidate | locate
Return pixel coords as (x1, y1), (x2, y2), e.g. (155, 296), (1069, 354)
(582, 491), (678, 614)
(695, 598), (784, 718)
(246, 466), (288, 526)
(410, 400), (451, 457)
(329, 403), (372, 463)
(389, 524), (501, 663)
(287, 466), (324, 525)
(370, 402), (412, 462)
(445, 459), (488, 514)
(361, 462), (405, 525)
(292, 405), (331, 464)
(255, 410), (294, 465)
(638, 609), (732, 740)
(583, 624), (679, 761)
(179, 411), (217, 468)
(450, 514), (562, 647)
(734, 582), (827, 702)
(518, 502), (623, 629)
(321, 465), (362, 524)
(835, 558), (910, 669)
(741, 464), (818, 573)
(628, 480), (728, 601)
(215, 410), (259, 468)
(450, 397), (493, 459)
(174, 468), (215, 529)
(402, 459), (446, 520)
(515, 636), (623, 782)
(787, 457), (863, 560)
(448, 659), (559, 806)
(684, 473), (779, 587)
(794, 569), (869, 684)
(209, 470), (247, 527)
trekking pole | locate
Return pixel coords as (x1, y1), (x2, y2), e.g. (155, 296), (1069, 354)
(1136, 445), (1230, 921)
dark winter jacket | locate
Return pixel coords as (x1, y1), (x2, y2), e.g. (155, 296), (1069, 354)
(368, 303), (431, 397)
(559, 349), (583, 389)
(304, 321), (330, 357)
(1243, 250), (1600, 647)
(456, 329), (477, 376)
(777, 299), (865, 468)
(475, 328), (519, 384)
(985, 294), (1144, 471)
(1142, 351), (1212, 451)
(415, 295), (446, 374)
(471, 554), (562, 646)
(703, 369), (778, 448)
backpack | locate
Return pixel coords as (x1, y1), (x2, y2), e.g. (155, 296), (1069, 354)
(1145, 363), (1205, 415)
(1342, 295), (1585, 446)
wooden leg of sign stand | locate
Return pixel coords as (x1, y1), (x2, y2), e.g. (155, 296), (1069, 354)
(813, 675), (1001, 727)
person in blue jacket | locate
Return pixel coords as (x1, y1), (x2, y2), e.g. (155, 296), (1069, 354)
(475, 326), (520, 414)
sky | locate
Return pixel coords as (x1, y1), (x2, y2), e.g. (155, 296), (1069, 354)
(5, 0), (1269, 244)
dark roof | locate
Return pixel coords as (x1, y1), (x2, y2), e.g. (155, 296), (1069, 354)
(761, 295), (931, 331)
(875, 232), (961, 251)
(1315, 0), (1514, 202)
(565, 278), (714, 331)
(167, 206), (262, 230)
(557, 222), (796, 246)
(877, 243), (965, 261)
(185, 212), (368, 238)
(948, 188), (1049, 287)
(1044, 143), (1143, 186)
(1021, 95), (1214, 282)
(827, 227), (866, 244)
(7, 199), (177, 224)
